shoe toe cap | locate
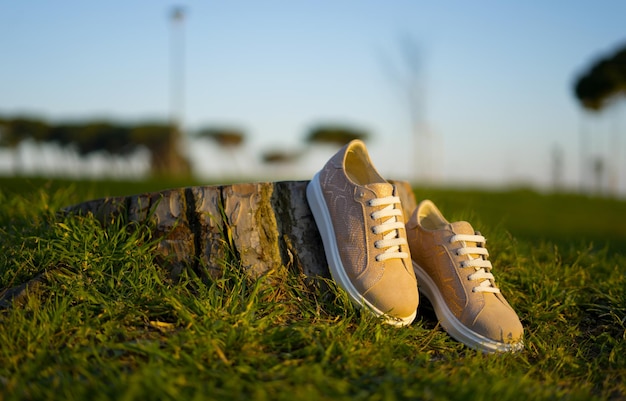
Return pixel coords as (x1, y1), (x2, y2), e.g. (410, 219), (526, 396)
(363, 265), (419, 323)
(470, 300), (524, 344)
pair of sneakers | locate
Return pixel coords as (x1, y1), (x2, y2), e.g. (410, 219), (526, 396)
(306, 139), (524, 353)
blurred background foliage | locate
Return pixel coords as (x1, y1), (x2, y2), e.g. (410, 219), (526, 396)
(0, 116), (368, 178)
(1, 40), (625, 191)
(574, 44), (626, 111)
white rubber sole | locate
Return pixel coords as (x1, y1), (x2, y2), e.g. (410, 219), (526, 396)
(412, 261), (523, 352)
(306, 173), (416, 327)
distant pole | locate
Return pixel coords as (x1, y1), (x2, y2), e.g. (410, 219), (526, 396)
(608, 100), (621, 197)
(579, 111), (587, 194)
(169, 6), (185, 136)
(551, 144), (563, 192)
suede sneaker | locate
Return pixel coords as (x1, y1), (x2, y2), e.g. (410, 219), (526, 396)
(306, 140), (418, 326)
(406, 200), (524, 352)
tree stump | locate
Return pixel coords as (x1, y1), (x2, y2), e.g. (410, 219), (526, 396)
(61, 179), (417, 280)
(0, 180), (416, 308)
(1, 180), (417, 307)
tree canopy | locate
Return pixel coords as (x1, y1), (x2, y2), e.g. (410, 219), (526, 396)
(195, 127), (245, 147)
(306, 124), (369, 146)
(0, 116), (188, 176)
(574, 43), (626, 111)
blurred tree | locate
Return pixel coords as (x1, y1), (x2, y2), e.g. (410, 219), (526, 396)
(48, 123), (78, 148)
(574, 46), (626, 110)
(195, 127), (246, 176)
(261, 149), (302, 164)
(196, 127), (245, 147)
(7, 117), (49, 142)
(0, 117), (6, 144)
(0, 116), (50, 173)
(0, 116), (190, 177)
(380, 35), (433, 183)
(573, 43), (626, 195)
(77, 122), (132, 156)
(306, 124), (368, 146)
(131, 123), (190, 177)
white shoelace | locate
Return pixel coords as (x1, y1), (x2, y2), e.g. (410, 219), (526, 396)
(368, 196), (408, 262)
(449, 233), (500, 293)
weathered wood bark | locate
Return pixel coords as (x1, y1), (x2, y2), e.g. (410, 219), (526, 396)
(61, 180), (416, 280)
(1, 180), (417, 306)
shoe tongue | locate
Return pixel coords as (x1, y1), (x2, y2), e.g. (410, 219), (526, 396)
(449, 221), (475, 235)
(364, 182), (394, 197)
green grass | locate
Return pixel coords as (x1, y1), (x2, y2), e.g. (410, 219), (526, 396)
(1, 176), (625, 400)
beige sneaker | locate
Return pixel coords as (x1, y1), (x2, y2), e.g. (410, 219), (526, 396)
(306, 140), (418, 326)
(406, 200), (524, 352)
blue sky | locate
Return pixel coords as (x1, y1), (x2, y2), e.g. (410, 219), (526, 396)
(2, 1), (626, 192)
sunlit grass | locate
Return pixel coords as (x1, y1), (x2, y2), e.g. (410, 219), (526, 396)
(1, 177), (624, 400)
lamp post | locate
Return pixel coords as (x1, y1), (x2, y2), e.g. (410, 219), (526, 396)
(165, 6), (189, 176)
(170, 6), (185, 135)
